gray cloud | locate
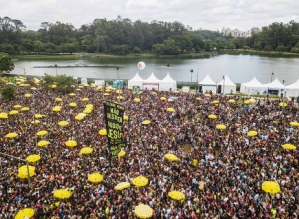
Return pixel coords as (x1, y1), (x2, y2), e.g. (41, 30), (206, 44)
(1, 0), (298, 31)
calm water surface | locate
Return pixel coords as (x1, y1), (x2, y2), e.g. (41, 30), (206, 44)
(10, 54), (299, 85)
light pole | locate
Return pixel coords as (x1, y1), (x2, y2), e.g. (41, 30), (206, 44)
(271, 72), (274, 82)
(222, 75), (225, 95)
(190, 69), (193, 83)
(54, 64), (57, 76)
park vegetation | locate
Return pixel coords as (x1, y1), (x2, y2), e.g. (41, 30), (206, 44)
(1, 16), (299, 56)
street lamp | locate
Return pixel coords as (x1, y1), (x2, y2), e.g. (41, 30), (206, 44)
(222, 75), (225, 95)
(271, 72), (274, 82)
(190, 69), (193, 83)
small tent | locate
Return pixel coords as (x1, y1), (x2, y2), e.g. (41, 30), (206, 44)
(240, 77), (265, 94)
(159, 73), (177, 91)
(262, 78), (285, 96)
(285, 79), (299, 97)
(143, 73), (161, 90)
(128, 72), (144, 88)
(217, 75), (237, 94)
(198, 74), (217, 94)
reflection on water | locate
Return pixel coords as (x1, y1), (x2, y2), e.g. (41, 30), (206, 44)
(10, 54), (299, 84)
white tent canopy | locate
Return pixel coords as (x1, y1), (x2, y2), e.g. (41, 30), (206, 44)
(198, 74), (217, 94)
(159, 73), (177, 91)
(127, 72), (144, 88)
(262, 78), (285, 90)
(285, 79), (299, 97)
(143, 73), (161, 90)
(217, 75), (237, 94)
(240, 77), (265, 94)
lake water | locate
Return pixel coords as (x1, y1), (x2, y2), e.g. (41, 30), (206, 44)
(10, 54), (299, 85)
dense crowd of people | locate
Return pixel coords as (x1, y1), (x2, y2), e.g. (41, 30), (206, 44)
(0, 77), (298, 219)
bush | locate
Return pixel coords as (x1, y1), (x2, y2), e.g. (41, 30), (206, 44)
(1, 84), (15, 100)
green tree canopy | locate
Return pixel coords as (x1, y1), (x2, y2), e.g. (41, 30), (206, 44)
(0, 52), (14, 74)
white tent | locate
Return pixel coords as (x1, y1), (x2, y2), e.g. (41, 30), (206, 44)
(284, 79), (299, 97)
(198, 74), (217, 94)
(128, 72), (144, 88)
(143, 73), (161, 90)
(240, 77), (265, 94)
(262, 78), (285, 96)
(159, 73), (177, 91)
(217, 75), (237, 94)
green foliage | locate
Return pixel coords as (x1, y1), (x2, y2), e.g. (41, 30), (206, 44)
(42, 73), (76, 93)
(1, 85), (15, 100)
(0, 52), (14, 74)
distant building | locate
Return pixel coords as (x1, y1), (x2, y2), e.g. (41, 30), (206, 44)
(221, 27), (260, 38)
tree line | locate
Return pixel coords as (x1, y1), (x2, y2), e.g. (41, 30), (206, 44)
(1, 16), (299, 55)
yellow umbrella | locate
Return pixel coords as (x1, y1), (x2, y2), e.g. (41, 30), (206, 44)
(53, 189), (72, 199)
(34, 114), (43, 119)
(168, 190), (185, 202)
(228, 99), (236, 103)
(78, 85), (84, 89)
(21, 107), (30, 111)
(118, 149), (126, 157)
(164, 153), (179, 162)
(5, 132), (18, 138)
(142, 120), (151, 125)
(36, 130), (48, 136)
(88, 173), (104, 183)
(26, 154), (41, 163)
(69, 102), (77, 107)
(134, 98), (141, 102)
(167, 107), (175, 113)
(282, 144), (296, 150)
(151, 91), (157, 95)
(99, 129), (107, 136)
(103, 93), (110, 96)
(37, 140), (50, 147)
(123, 115), (129, 121)
(195, 97), (201, 101)
(9, 110), (18, 115)
(212, 100), (219, 104)
(247, 130), (258, 137)
(83, 83), (89, 87)
(262, 181), (281, 194)
(249, 98), (256, 104)
(0, 112), (8, 119)
(14, 104), (22, 109)
(83, 109), (92, 114)
(69, 93), (76, 97)
(279, 102), (287, 107)
(18, 165), (35, 176)
(205, 93), (211, 97)
(208, 114), (217, 119)
(80, 147), (93, 155)
(116, 90), (122, 94)
(75, 115), (85, 121)
(216, 124), (226, 130)
(134, 204), (153, 219)
(14, 208), (35, 219)
(55, 97), (62, 102)
(81, 97), (89, 101)
(160, 97), (166, 101)
(244, 100), (251, 105)
(65, 140), (77, 147)
(50, 84), (57, 88)
(132, 176), (149, 187)
(114, 182), (130, 191)
(58, 121), (69, 127)
(53, 106), (61, 112)
(290, 121), (299, 126)
(24, 93), (32, 98)
(31, 120), (40, 125)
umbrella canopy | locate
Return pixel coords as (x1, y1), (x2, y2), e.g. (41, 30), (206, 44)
(116, 90), (122, 94)
(103, 93), (110, 96)
(83, 109), (92, 114)
(37, 140), (50, 147)
(80, 147), (93, 155)
(36, 130), (48, 136)
(53, 189), (72, 199)
(123, 115), (129, 121)
(31, 120), (40, 125)
(205, 93), (211, 97)
(9, 110), (19, 115)
(212, 100), (219, 104)
(114, 182), (130, 191)
(18, 165), (35, 178)
(168, 190), (186, 202)
(142, 120), (151, 125)
(289, 121), (299, 126)
(195, 97), (201, 101)
(134, 204), (153, 219)
(0, 112), (8, 119)
(24, 93), (32, 98)
(14, 105), (22, 109)
(52, 106), (61, 112)
(132, 176), (148, 187)
(55, 97), (62, 102)
(216, 124), (226, 130)
(134, 98), (141, 102)
(51, 84), (57, 88)
(118, 149), (126, 157)
(58, 121), (69, 127)
(26, 154), (41, 163)
(208, 114), (217, 119)
(34, 114), (43, 119)
(88, 173), (104, 183)
(69, 93), (76, 97)
(69, 102), (77, 107)
(75, 115), (85, 121)
(279, 102), (287, 107)
(247, 130), (258, 137)
(65, 140), (77, 147)
(99, 129), (107, 136)
(21, 107), (30, 111)
(167, 107), (175, 113)
(160, 97), (166, 101)
(14, 208), (35, 219)
(228, 99), (236, 103)
(164, 153), (179, 162)
(282, 144), (296, 150)
(81, 97), (89, 101)
(244, 100), (251, 104)
(5, 132), (18, 138)
(262, 181), (281, 194)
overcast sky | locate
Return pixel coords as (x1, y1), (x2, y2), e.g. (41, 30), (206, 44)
(1, 0), (298, 32)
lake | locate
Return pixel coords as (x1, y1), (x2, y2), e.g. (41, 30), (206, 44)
(10, 54), (299, 85)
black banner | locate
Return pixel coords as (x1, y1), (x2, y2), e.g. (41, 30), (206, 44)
(104, 101), (126, 159)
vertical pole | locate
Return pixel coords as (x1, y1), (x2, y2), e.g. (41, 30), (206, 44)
(26, 161), (31, 188)
(222, 75), (225, 95)
(55, 64), (57, 76)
